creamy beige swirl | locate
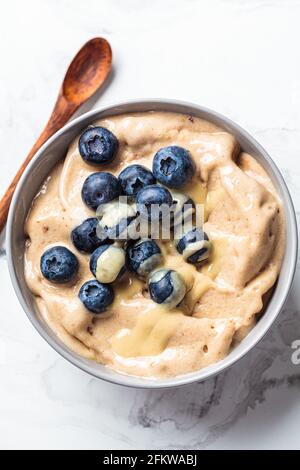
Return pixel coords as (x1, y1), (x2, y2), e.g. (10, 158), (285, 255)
(24, 112), (285, 378)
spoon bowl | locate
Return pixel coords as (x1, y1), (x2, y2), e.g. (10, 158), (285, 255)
(63, 37), (112, 104)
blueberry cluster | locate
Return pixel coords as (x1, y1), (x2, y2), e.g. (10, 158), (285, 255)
(40, 125), (212, 314)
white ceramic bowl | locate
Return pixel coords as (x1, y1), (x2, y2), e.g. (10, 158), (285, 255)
(6, 99), (298, 389)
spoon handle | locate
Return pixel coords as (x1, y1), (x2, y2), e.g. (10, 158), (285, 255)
(0, 94), (76, 233)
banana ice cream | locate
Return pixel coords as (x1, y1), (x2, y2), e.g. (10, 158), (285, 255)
(24, 112), (285, 378)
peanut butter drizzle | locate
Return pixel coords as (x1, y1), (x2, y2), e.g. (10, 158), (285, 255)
(111, 178), (216, 359)
(111, 254), (219, 358)
(111, 181), (230, 359)
(113, 275), (144, 307)
(112, 306), (181, 357)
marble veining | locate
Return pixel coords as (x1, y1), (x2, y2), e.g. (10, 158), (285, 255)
(0, 0), (300, 450)
(125, 305), (300, 449)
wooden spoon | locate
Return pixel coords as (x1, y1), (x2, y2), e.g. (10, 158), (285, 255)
(0, 37), (112, 232)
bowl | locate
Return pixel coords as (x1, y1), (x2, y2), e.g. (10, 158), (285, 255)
(6, 99), (298, 389)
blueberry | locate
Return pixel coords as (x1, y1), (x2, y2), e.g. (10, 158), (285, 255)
(40, 246), (78, 284)
(176, 228), (211, 263)
(82, 172), (121, 211)
(97, 199), (137, 241)
(126, 239), (162, 277)
(152, 146), (195, 188)
(90, 244), (126, 283)
(71, 218), (105, 253)
(79, 127), (118, 165)
(79, 280), (114, 314)
(136, 185), (173, 221)
(148, 269), (186, 309)
(118, 164), (156, 198)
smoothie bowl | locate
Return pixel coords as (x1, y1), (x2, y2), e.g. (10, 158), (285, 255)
(6, 100), (297, 388)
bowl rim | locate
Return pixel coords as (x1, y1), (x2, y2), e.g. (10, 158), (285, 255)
(6, 98), (298, 389)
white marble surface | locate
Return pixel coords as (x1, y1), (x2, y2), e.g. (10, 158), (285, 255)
(1, 0), (300, 450)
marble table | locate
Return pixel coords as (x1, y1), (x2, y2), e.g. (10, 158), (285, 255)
(1, 0), (300, 450)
